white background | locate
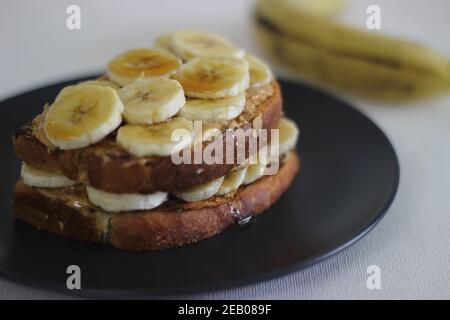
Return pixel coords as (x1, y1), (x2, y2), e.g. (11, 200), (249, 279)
(1, 0), (449, 299)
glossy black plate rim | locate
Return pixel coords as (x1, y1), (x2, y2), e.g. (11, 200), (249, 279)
(0, 76), (400, 298)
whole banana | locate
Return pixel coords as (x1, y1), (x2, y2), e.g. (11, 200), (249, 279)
(255, 0), (450, 101)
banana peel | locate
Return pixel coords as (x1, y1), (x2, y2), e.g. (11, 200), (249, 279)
(255, 0), (450, 101)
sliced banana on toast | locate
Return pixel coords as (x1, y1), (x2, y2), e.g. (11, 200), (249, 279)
(118, 78), (185, 125)
(107, 48), (182, 86)
(44, 85), (123, 150)
(86, 186), (168, 212)
(243, 148), (269, 185)
(174, 56), (250, 99)
(263, 117), (299, 162)
(242, 117), (299, 184)
(171, 29), (245, 61)
(246, 55), (273, 87)
(216, 167), (248, 195)
(277, 117), (299, 155)
(75, 80), (120, 91)
(178, 93), (245, 123)
(117, 117), (193, 157)
(59, 80), (120, 94)
(173, 176), (225, 202)
(21, 163), (76, 188)
(154, 33), (176, 54)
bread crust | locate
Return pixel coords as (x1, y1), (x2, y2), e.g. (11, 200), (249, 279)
(12, 152), (300, 251)
(13, 81), (282, 194)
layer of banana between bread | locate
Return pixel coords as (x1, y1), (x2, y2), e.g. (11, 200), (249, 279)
(12, 152), (299, 251)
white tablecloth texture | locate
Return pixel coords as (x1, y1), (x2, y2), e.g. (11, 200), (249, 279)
(1, 0), (449, 299)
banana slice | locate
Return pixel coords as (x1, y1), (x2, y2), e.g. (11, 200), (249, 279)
(118, 78), (186, 125)
(61, 80), (120, 93)
(154, 33), (176, 54)
(278, 117), (299, 155)
(44, 85), (123, 150)
(171, 29), (245, 61)
(173, 176), (224, 202)
(174, 56), (249, 99)
(242, 118), (299, 185)
(58, 80), (120, 98)
(117, 117), (193, 157)
(216, 167), (247, 196)
(243, 162), (266, 185)
(21, 163), (76, 188)
(86, 186), (168, 212)
(246, 55), (273, 87)
(107, 48), (182, 86)
(242, 148), (269, 185)
(178, 93), (245, 123)
(76, 80), (120, 91)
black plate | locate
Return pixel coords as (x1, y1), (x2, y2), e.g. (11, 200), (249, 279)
(0, 77), (399, 298)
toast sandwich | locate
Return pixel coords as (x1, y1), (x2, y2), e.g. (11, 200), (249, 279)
(12, 29), (300, 251)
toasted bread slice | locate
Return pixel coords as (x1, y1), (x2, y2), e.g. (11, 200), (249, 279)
(13, 81), (282, 194)
(12, 152), (299, 251)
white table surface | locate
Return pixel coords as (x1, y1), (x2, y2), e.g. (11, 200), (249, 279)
(1, 0), (449, 299)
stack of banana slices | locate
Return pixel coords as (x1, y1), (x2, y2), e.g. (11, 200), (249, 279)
(19, 29), (299, 214)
